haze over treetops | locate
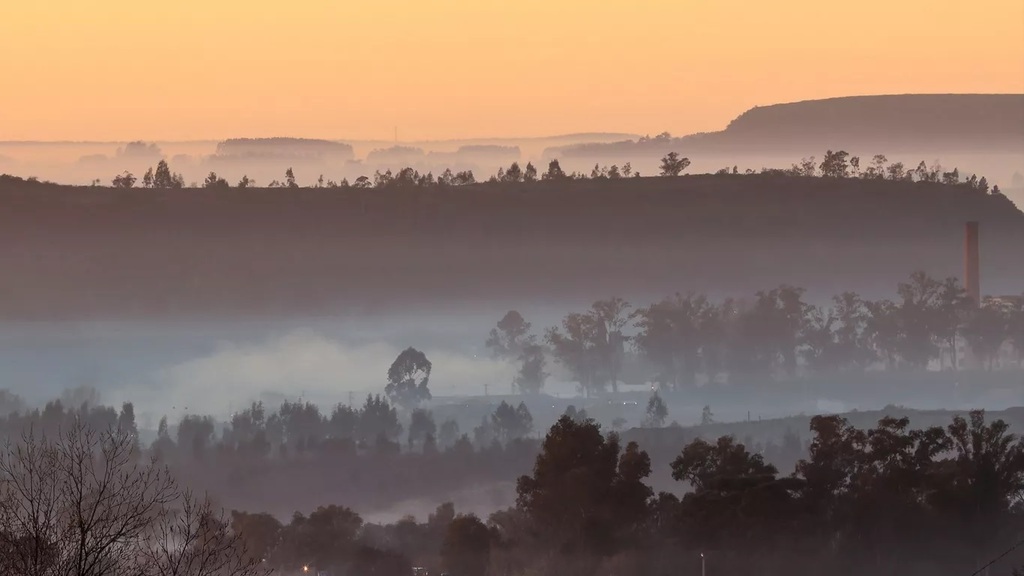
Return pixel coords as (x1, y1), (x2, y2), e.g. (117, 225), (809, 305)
(1, 0), (1022, 141)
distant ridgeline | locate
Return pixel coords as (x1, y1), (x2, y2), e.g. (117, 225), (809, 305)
(545, 94), (1024, 158)
(0, 170), (1022, 319)
(211, 137), (356, 161)
(205, 139), (525, 174)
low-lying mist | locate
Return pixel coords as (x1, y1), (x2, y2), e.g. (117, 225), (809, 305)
(0, 308), (587, 426)
(128, 329), (513, 422)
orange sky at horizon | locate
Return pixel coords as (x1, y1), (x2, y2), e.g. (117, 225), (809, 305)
(1, 0), (1022, 142)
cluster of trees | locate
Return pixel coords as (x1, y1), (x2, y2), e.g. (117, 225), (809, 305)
(0, 393), (536, 467)
(7, 405), (1017, 575)
(696, 149), (1003, 194)
(0, 389), (548, 540)
(224, 408), (1024, 575)
(779, 150), (999, 193)
(99, 149), (1007, 195)
(112, 159), (186, 189)
(209, 394), (534, 462)
(483, 272), (1024, 398)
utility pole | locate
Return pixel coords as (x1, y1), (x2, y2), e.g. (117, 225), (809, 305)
(348, 391), (354, 408)
(484, 383), (489, 397)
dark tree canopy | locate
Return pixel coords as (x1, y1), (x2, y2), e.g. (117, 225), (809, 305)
(643, 392), (668, 428)
(385, 347), (432, 411)
(486, 310), (533, 360)
(659, 152), (691, 176)
(440, 514), (492, 576)
(516, 415), (652, 556)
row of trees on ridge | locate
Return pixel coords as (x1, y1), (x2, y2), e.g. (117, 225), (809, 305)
(101, 150), (1004, 197)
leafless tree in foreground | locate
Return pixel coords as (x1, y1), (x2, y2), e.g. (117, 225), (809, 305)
(0, 420), (267, 576)
(137, 490), (267, 576)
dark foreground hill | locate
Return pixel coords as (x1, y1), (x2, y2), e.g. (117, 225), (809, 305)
(1, 174), (1022, 320)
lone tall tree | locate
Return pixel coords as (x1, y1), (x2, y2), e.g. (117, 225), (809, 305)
(644, 392), (668, 427)
(546, 312), (602, 396)
(542, 159), (567, 180)
(659, 152), (691, 176)
(513, 342), (548, 395)
(385, 347), (433, 411)
(153, 159), (177, 188)
(590, 297), (631, 393)
(523, 162), (538, 182)
(819, 150), (851, 178)
(486, 311), (533, 360)
(111, 171), (136, 188)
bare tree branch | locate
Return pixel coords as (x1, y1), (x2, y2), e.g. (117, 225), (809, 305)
(0, 420), (267, 576)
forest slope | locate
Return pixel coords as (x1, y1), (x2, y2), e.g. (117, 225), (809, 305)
(1, 174), (1022, 320)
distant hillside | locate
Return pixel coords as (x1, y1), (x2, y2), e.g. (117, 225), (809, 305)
(547, 94), (1024, 158)
(0, 174), (1022, 320)
(213, 137), (355, 160)
(702, 93), (1024, 150)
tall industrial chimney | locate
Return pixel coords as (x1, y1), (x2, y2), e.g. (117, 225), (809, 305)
(964, 221), (980, 306)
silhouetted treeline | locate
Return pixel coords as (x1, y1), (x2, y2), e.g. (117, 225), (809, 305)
(90, 145), (1011, 192)
(175, 411), (1024, 574)
(485, 272), (1024, 399)
(0, 389), (544, 518)
(228, 409), (1024, 575)
(544, 94), (1024, 159)
(3, 385), (1024, 574)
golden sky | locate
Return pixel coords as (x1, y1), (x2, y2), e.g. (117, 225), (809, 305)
(1, 0), (1022, 141)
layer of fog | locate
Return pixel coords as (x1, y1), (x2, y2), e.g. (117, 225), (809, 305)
(3, 307), (1021, 438)
(129, 330), (517, 427)
(0, 308), (572, 425)
(360, 481), (517, 525)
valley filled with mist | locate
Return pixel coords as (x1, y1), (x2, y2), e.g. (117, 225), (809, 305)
(2, 92), (1024, 575)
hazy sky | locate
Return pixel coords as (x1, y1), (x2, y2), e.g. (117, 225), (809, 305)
(1, 0), (1022, 141)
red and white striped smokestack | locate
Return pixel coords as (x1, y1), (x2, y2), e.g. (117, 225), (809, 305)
(964, 221), (980, 306)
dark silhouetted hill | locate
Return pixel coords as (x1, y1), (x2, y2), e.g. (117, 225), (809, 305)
(707, 93), (1024, 150)
(547, 94), (1024, 158)
(0, 174), (1022, 320)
